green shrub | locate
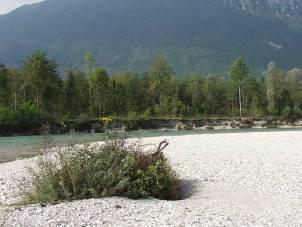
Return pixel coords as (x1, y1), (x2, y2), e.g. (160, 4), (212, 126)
(282, 106), (291, 119)
(292, 105), (301, 118)
(14, 102), (44, 130)
(124, 120), (139, 131)
(73, 113), (91, 131)
(19, 137), (181, 204)
(0, 102), (45, 135)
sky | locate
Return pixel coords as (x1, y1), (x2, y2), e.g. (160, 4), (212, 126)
(0, 0), (43, 15)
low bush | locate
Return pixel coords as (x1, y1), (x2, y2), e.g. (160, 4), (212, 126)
(124, 120), (139, 131)
(0, 102), (46, 135)
(19, 137), (181, 205)
(73, 113), (91, 132)
(292, 105), (301, 118)
(282, 106), (291, 119)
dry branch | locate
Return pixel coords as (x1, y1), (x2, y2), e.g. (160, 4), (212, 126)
(152, 140), (169, 156)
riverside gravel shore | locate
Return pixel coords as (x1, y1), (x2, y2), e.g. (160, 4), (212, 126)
(1, 131), (302, 226)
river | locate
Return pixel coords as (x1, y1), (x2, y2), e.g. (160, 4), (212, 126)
(1, 128), (302, 163)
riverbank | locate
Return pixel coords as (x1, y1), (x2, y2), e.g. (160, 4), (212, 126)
(1, 131), (302, 226)
(2, 117), (302, 137)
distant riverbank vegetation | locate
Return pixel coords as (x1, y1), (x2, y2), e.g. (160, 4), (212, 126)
(0, 51), (302, 134)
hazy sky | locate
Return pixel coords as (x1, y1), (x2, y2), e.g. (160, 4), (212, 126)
(0, 0), (43, 14)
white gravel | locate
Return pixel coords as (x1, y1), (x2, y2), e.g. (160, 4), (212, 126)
(1, 131), (302, 226)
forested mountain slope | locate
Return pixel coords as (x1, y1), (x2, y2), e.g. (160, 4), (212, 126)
(0, 0), (302, 74)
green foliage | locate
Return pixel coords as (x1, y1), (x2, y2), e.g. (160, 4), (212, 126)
(0, 64), (9, 107)
(265, 62), (286, 115)
(282, 106), (291, 119)
(229, 57), (250, 116)
(0, 102), (45, 135)
(73, 113), (91, 132)
(148, 55), (174, 79)
(13, 102), (44, 130)
(84, 52), (94, 76)
(292, 105), (301, 118)
(1, 51), (302, 136)
(229, 57), (250, 85)
(22, 51), (63, 113)
(64, 69), (90, 117)
(19, 137), (181, 204)
(124, 120), (140, 132)
(90, 67), (110, 116)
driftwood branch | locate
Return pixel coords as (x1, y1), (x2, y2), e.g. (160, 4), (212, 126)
(152, 139), (169, 156)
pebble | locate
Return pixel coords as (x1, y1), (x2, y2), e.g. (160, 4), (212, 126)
(0, 131), (302, 226)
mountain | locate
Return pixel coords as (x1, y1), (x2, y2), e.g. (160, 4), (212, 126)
(0, 0), (302, 75)
(224, 0), (302, 18)
(223, 0), (302, 28)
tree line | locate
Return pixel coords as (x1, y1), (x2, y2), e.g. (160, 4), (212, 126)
(0, 51), (302, 123)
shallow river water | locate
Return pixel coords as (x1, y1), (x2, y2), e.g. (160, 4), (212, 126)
(1, 128), (302, 163)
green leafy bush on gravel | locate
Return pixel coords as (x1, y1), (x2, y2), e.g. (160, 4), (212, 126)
(19, 136), (181, 205)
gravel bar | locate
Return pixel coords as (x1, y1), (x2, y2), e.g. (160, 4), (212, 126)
(1, 131), (302, 226)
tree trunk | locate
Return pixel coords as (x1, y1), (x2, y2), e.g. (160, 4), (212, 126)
(159, 91), (162, 109)
(231, 96), (234, 116)
(36, 88), (40, 107)
(239, 85), (242, 117)
(58, 103), (61, 116)
(89, 85), (92, 116)
(23, 88), (26, 102)
(14, 91), (17, 113)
